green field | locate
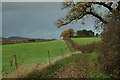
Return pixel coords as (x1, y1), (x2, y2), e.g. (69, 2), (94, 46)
(2, 40), (68, 74)
(72, 37), (101, 45)
(2, 37), (102, 76)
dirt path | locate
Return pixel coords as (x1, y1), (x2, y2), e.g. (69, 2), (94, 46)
(51, 53), (91, 78)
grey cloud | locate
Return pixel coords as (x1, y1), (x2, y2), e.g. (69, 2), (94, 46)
(2, 2), (98, 39)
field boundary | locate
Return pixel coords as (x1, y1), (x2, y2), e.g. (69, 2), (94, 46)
(5, 50), (81, 78)
(63, 38), (81, 51)
(2, 40), (69, 76)
(61, 40), (71, 53)
(3, 38), (82, 78)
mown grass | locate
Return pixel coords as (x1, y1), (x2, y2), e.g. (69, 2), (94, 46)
(72, 37), (101, 45)
(26, 53), (82, 78)
(89, 53), (110, 78)
(2, 40), (68, 74)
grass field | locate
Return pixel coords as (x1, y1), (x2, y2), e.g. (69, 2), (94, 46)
(2, 37), (102, 76)
(72, 37), (101, 45)
(2, 40), (68, 74)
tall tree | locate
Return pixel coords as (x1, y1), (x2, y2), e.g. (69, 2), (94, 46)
(56, 1), (120, 28)
(76, 29), (94, 37)
(56, 1), (120, 77)
(95, 33), (99, 37)
(99, 11), (120, 77)
(60, 29), (75, 38)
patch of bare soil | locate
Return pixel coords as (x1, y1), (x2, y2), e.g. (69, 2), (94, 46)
(51, 53), (91, 78)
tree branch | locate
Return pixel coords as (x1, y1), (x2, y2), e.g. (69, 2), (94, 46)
(117, 1), (120, 11)
(57, 2), (115, 28)
(94, 2), (113, 12)
(58, 11), (107, 27)
(86, 12), (107, 23)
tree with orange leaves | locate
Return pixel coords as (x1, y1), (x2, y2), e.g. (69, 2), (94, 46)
(60, 29), (75, 38)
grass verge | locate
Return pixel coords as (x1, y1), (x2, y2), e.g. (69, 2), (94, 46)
(90, 69), (110, 78)
(26, 53), (82, 78)
(89, 52), (110, 78)
(90, 53), (99, 65)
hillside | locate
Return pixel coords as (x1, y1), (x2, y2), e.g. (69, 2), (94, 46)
(6, 36), (29, 40)
(1, 36), (29, 40)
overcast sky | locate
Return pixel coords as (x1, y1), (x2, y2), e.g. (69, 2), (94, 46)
(2, 2), (99, 39)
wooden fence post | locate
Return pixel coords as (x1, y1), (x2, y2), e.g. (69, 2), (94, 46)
(48, 50), (51, 65)
(61, 49), (64, 57)
(10, 60), (13, 72)
(19, 57), (23, 68)
(13, 54), (18, 69)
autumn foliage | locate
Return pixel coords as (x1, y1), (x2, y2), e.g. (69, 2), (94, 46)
(60, 29), (75, 38)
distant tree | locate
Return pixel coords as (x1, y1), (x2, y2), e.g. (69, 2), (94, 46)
(28, 39), (35, 42)
(60, 29), (75, 38)
(88, 30), (94, 37)
(82, 29), (89, 36)
(96, 33), (99, 37)
(76, 29), (94, 37)
(76, 30), (83, 36)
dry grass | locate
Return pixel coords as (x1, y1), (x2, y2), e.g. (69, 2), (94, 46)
(4, 51), (81, 78)
(0, 75), (2, 80)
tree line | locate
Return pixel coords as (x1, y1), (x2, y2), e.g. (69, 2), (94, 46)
(60, 29), (99, 38)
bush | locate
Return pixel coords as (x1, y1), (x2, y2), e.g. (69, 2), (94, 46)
(80, 42), (100, 53)
(64, 37), (100, 53)
(99, 12), (120, 78)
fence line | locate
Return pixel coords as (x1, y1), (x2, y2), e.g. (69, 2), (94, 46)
(13, 54), (18, 69)
(9, 46), (74, 75)
(63, 37), (81, 51)
(10, 60), (13, 72)
(48, 50), (51, 65)
(61, 48), (64, 58)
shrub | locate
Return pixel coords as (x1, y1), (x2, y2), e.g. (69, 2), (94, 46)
(64, 37), (100, 53)
(99, 12), (120, 78)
